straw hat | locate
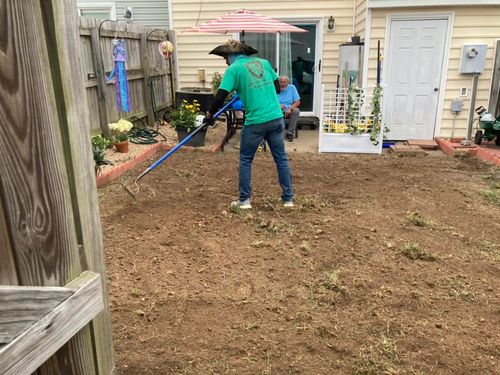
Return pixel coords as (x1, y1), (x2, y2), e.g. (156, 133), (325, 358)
(209, 39), (258, 57)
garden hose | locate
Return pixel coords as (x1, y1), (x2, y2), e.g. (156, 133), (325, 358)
(128, 117), (168, 144)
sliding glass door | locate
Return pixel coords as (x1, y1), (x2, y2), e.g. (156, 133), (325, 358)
(241, 22), (319, 114)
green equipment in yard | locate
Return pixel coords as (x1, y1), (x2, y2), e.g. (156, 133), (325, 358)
(474, 106), (500, 146)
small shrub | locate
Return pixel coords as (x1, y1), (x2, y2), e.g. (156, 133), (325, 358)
(91, 134), (110, 168)
(407, 211), (427, 226)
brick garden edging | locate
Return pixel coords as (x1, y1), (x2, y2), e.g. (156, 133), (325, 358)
(435, 138), (500, 166)
(96, 142), (218, 187)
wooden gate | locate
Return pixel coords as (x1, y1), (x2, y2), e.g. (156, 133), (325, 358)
(0, 1), (114, 374)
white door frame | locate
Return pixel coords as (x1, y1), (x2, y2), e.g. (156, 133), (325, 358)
(280, 17), (324, 117)
(383, 12), (454, 139)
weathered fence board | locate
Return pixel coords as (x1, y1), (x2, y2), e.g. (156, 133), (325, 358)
(0, 272), (104, 375)
(0, 286), (73, 344)
(48, 1), (116, 374)
(79, 17), (174, 133)
(0, 0), (115, 374)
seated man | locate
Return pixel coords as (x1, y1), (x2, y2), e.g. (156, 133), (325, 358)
(278, 75), (301, 142)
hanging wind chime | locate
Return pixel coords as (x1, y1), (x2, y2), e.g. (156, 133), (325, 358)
(107, 38), (131, 112)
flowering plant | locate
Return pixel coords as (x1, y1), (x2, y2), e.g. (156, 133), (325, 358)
(170, 100), (202, 132)
(108, 118), (133, 143)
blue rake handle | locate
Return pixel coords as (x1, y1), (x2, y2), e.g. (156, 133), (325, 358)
(134, 96), (238, 182)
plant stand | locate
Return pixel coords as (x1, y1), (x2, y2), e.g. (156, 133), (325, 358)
(319, 85), (384, 154)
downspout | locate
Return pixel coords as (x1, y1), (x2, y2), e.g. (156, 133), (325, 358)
(167, 0), (174, 30)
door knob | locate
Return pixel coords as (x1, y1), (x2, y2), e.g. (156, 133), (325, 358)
(434, 87), (439, 92)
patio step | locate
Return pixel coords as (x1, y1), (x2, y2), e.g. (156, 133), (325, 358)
(407, 139), (439, 150)
(389, 143), (427, 157)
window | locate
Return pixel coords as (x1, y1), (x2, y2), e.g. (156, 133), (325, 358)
(77, 2), (116, 20)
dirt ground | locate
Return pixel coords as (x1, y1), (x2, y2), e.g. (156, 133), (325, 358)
(99, 148), (500, 375)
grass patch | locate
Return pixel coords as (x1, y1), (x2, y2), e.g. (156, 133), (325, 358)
(478, 240), (500, 261)
(354, 334), (409, 375)
(322, 270), (343, 292)
(400, 243), (437, 261)
(407, 211), (428, 227)
(446, 275), (477, 301)
(481, 188), (500, 206)
(130, 287), (142, 297)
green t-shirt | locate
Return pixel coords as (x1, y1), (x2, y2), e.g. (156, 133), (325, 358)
(219, 56), (283, 125)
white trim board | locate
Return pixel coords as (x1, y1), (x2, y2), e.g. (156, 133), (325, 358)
(369, 0), (500, 7)
(382, 12), (454, 139)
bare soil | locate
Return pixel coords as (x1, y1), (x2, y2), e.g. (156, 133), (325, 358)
(99, 149), (500, 375)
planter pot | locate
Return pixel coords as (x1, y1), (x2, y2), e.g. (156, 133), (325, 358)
(175, 87), (214, 113)
(319, 133), (382, 154)
(114, 140), (129, 153)
(176, 127), (207, 147)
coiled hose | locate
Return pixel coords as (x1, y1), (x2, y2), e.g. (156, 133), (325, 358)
(129, 117), (167, 144)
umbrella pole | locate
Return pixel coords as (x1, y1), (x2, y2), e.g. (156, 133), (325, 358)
(241, 30), (245, 42)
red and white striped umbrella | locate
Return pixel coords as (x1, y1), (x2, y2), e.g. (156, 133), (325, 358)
(184, 9), (307, 35)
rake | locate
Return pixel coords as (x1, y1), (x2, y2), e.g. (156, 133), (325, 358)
(122, 96), (238, 198)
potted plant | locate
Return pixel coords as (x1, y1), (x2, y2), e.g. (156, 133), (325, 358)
(91, 134), (111, 174)
(170, 99), (206, 147)
(108, 119), (133, 153)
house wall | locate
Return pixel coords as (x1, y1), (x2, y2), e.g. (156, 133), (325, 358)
(354, 0), (367, 37)
(116, 0), (170, 28)
(77, 0), (170, 28)
(171, 0), (357, 88)
(366, 6), (500, 138)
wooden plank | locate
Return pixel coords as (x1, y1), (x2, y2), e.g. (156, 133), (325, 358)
(0, 1), (102, 374)
(99, 29), (141, 40)
(0, 286), (73, 344)
(489, 40), (500, 117)
(167, 31), (178, 105)
(141, 31), (155, 126)
(90, 27), (110, 137)
(0, 199), (17, 285)
(150, 68), (170, 77)
(51, 2), (115, 374)
(0, 272), (104, 375)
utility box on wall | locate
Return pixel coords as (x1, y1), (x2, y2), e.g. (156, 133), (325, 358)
(459, 44), (488, 74)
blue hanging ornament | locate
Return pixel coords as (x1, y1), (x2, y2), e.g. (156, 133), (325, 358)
(107, 38), (130, 112)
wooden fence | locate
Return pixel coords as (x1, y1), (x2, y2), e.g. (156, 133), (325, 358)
(1, 1), (114, 374)
(79, 17), (176, 135)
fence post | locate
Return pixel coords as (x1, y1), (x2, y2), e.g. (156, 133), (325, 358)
(140, 31), (155, 126)
(0, 1), (115, 373)
(90, 27), (110, 137)
(169, 31), (179, 106)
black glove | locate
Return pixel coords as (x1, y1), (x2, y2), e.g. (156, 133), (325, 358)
(203, 114), (215, 127)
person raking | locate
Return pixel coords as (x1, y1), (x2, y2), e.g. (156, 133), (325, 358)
(204, 40), (294, 209)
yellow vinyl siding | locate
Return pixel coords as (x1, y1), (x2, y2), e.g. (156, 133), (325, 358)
(366, 6), (500, 138)
(172, 0), (356, 88)
(355, 0), (367, 37)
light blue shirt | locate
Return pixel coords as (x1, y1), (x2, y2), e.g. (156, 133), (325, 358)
(278, 84), (300, 110)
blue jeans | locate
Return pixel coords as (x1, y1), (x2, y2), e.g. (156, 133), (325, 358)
(239, 117), (293, 202)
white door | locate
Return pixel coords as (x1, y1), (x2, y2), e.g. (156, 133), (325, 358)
(384, 18), (448, 140)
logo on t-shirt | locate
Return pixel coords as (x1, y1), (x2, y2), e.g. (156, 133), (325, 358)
(246, 61), (264, 80)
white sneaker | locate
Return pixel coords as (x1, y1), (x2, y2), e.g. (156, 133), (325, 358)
(283, 200), (294, 208)
(231, 199), (252, 209)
